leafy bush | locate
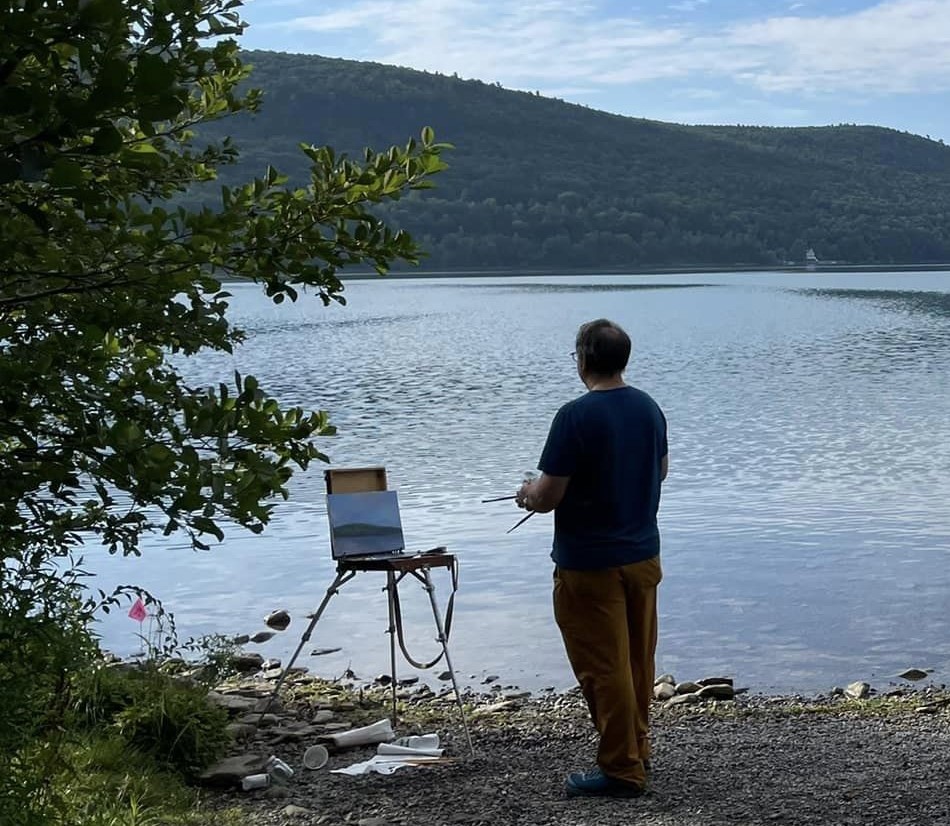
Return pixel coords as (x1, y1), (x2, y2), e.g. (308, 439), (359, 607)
(73, 665), (230, 778)
(111, 673), (230, 778)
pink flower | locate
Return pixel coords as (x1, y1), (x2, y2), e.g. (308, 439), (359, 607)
(128, 598), (147, 623)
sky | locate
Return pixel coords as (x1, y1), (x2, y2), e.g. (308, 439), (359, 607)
(238, 0), (950, 142)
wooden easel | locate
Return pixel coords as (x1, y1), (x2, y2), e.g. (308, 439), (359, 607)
(263, 467), (473, 756)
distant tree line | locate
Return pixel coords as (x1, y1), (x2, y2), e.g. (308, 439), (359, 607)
(195, 50), (950, 270)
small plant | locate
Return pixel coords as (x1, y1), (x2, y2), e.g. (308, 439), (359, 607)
(71, 662), (230, 779)
(180, 633), (241, 686)
(111, 672), (230, 778)
(58, 735), (246, 826)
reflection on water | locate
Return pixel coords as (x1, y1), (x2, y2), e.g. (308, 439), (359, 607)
(91, 272), (950, 693)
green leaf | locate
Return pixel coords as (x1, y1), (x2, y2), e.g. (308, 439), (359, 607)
(135, 54), (178, 96)
(138, 93), (185, 123)
(78, 0), (126, 25)
(48, 159), (85, 187)
(92, 125), (124, 154)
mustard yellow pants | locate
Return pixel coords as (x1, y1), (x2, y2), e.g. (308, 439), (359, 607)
(553, 555), (662, 787)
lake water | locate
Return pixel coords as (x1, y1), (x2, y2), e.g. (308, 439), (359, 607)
(92, 271), (950, 694)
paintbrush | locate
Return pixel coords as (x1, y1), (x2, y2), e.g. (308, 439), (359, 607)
(505, 510), (536, 533)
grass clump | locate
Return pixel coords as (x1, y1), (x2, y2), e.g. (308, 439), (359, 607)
(56, 736), (245, 826)
(72, 664), (231, 778)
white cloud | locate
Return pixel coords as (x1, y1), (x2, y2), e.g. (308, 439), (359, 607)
(259, 0), (950, 98)
(728, 0), (950, 94)
(668, 0), (710, 11)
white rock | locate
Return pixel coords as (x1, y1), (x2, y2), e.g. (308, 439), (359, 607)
(664, 693), (701, 708)
(473, 700), (518, 715)
(653, 683), (676, 701)
(844, 681), (871, 700)
(654, 674), (676, 686)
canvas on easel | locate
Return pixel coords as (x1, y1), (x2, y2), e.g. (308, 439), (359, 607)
(326, 490), (405, 560)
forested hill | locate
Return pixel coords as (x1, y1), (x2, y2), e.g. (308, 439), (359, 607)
(202, 49), (950, 270)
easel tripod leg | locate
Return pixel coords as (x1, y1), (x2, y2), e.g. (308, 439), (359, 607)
(386, 570), (398, 725)
(256, 569), (354, 723)
(422, 569), (475, 757)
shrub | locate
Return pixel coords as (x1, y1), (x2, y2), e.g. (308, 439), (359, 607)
(110, 671), (230, 778)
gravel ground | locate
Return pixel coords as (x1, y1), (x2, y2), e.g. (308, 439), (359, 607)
(207, 686), (950, 826)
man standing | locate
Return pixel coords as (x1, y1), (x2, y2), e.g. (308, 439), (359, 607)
(515, 318), (668, 799)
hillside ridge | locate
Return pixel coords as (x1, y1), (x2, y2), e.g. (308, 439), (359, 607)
(198, 50), (950, 270)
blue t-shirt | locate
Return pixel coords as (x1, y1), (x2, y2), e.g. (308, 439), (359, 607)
(538, 386), (667, 570)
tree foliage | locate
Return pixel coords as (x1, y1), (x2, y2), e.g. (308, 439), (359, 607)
(0, 0), (447, 558)
(207, 50), (950, 270)
(0, 2), (446, 821)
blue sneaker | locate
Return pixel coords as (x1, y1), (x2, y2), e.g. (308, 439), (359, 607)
(565, 767), (645, 799)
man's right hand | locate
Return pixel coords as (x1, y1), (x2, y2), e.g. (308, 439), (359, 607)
(515, 481), (533, 509)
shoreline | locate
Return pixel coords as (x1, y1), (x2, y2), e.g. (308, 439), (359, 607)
(338, 262), (950, 281)
(201, 668), (950, 825)
(218, 263), (950, 285)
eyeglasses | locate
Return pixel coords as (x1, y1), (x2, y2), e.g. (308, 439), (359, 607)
(570, 351), (577, 362)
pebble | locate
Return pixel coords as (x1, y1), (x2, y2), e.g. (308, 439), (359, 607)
(229, 653), (264, 673)
(473, 700), (519, 715)
(654, 683), (677, 701)
(697, 683), (735, 701)
(845, 681), (871, 700)
(264, 610), (291, 631)
(282, 805), (311, 818)
(250, 631), (275, 643)
(225, 723), (257, 741)
(665, 692), (701, 708)
(207, 692), (259, 714)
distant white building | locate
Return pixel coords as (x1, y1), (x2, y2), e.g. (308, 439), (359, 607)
(805, 248), (819, 270)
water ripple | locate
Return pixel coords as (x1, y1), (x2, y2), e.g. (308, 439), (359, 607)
(89, 272), (950, 692)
